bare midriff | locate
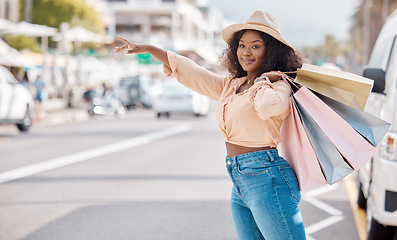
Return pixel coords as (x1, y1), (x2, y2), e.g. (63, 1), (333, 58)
(225, 142), (276, 157)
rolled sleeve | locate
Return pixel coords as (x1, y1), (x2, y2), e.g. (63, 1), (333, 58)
(248, 80), (291, 120)
(163, 51), (178, 77)
(162, 51), (226, 100)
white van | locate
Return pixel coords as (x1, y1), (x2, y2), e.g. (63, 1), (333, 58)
(357, 8), (397, 240)
(0, 66), (35, 132)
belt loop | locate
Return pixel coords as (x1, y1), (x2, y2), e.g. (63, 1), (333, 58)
(266, 150), (275, 161)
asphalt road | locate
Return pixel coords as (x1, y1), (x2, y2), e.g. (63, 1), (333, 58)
(0, 108), (361, 240)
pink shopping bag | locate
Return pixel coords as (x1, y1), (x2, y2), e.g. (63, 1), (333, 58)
(279, 97), (327, 191)
(293, 86), (377, 170)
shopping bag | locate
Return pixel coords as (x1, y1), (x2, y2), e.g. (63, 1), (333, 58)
(313, 91), (391, 147)
(294, 64), (374, 111)
(292, 82), (377, 170)
(293, 97), (353, 184)
(279, 97), (327, 191)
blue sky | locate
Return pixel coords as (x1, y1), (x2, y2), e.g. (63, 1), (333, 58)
(208, 0), (360, 48)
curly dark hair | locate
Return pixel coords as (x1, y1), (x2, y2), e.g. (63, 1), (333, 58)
(220, 29), (304, 79)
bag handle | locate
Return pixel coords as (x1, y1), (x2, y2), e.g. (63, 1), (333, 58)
(280, 73), (300, 93)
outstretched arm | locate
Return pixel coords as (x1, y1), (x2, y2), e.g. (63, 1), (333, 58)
(115, 35), (226, 100)
(114, 35), (170, 68)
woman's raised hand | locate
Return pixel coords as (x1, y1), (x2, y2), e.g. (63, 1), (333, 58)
(114, 35), (148, 54)
(114, 35), (170, 67)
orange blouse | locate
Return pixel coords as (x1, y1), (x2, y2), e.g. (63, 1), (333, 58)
(163, 51), (291, 148)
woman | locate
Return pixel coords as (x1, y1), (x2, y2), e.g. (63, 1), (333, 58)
(115, 10), (306, 240)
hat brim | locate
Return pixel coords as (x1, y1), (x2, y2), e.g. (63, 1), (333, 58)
(222, 23), (294, 50)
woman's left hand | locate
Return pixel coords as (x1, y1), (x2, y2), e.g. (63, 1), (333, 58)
(257, 72), (282, 83)
(114, 35), (149, 54)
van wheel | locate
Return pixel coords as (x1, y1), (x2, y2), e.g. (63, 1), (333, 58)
(367, 217), (395, 240)
(16, 106), (32, 132)
(357, 184), (367, 210)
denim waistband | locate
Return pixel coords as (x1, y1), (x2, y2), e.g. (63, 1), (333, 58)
(226, 149), (280, 165)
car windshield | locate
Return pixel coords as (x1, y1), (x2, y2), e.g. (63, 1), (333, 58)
(0, 67), (17, 85)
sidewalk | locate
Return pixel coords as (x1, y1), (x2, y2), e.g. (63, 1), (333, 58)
(34, 98), (89, 126)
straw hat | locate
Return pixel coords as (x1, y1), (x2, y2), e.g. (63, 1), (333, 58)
(222, 11), (293, 49)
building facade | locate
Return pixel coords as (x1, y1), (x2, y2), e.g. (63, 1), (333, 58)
(105, 0), (228, 66)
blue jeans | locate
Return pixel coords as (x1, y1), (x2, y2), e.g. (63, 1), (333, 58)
(226, 149), (306, 240)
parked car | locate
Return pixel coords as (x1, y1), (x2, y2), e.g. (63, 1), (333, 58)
(0, 65), (35, 132)
(153, 80), (210, 118)
(357, 8), (397, 240)
(115, 74), (153, 109)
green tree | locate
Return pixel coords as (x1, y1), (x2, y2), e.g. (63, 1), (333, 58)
(20, 0), (104, 33)
(14, 0), (105, 52)
(302, 35), (349, 67)
(323, 35), (341, 63)
(6, 35), (41, 52)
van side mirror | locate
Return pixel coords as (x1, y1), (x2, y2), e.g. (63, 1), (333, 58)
(363, 68), (386, 93)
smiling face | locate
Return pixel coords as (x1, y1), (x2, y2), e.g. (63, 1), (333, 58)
(236, 30), (266, 78)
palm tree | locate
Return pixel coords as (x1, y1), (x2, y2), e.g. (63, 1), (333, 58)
(350, 0), (397, 64)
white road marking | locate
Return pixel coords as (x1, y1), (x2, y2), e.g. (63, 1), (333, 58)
(0, 124), (191, 184)
(303, 182), (347, 237)
(306, 235), (316, 240)
(304, 197), (344, 216)
(303, 183), (339, 198)
(305, 215), (344, 235)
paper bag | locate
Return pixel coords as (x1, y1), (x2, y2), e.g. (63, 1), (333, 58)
(295, 64), (374, 111)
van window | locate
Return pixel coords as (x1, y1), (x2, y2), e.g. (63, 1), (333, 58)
(385, 38), (397, 91)
(369, 11), (397, 69)
(369, 38), (394, 69)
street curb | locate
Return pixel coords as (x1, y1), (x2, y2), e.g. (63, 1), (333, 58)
(34, 108), (89, 127)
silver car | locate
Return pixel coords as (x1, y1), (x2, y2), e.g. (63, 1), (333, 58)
(153, 80), (210, 119)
